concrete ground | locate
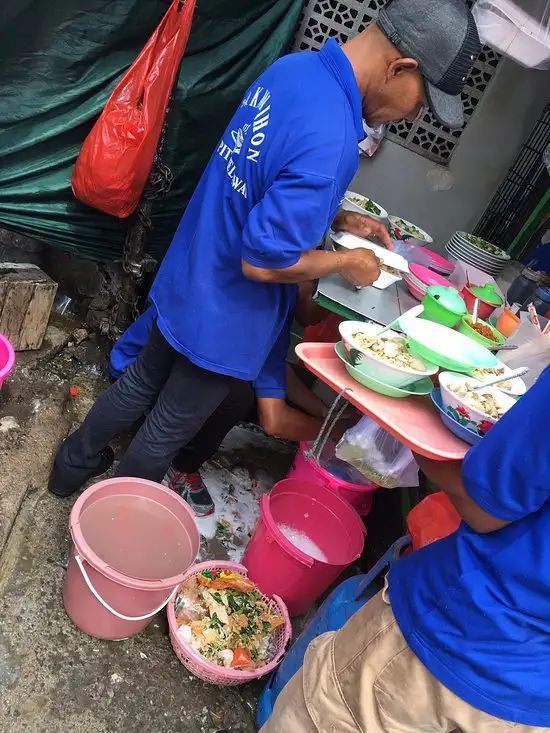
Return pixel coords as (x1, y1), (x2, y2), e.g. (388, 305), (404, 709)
(0, 315), (295, 733)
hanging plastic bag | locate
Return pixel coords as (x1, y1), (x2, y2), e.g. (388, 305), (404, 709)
(473, 0), (550, 69)
(358, 121), (386, 157)
(335, 416), (419, 489)
(72, 0), (196, 218)
(499, 311), (550, 387)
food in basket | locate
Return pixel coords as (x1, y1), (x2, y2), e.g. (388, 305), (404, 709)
(348, 195), (381, 216)
(174, 570), (285, 671)
(393, 218), (425, 240)
(469, 321), (498, 342)
(353, 332), (426, 371)
(449, 380), (508, 420)
(471, 367), (512, 391)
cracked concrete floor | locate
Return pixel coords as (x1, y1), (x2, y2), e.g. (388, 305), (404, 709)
(0, 316), (295, 733)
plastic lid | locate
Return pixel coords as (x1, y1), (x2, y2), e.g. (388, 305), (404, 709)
(468, 283), (503, 306)
(535, 287), (550, 302)
(425, 285), (467, 315)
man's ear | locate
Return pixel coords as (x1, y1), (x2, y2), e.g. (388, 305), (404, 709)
(388, 57), (419, 79)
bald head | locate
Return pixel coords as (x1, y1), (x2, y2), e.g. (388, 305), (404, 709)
(342, 24), (426, 128)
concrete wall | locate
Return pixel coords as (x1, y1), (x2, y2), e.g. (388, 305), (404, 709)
(351, 60), (550, 253)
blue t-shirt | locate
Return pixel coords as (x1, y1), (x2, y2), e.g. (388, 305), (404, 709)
(109, 305), (291, 399)
(390, 367), (550, 726)
(150, 39), (363, 382)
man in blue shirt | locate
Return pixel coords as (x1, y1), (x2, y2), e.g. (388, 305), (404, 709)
(48, 0), (459, 499)
(263, 369), (550, 733)
(106, 284), (350, 516)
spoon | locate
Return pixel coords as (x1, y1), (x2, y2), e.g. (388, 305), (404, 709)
(490, 343), (518, 353)
(472, 367), (529, 390)
(376, 304), (425, 338)
(472, 298), (480, 325)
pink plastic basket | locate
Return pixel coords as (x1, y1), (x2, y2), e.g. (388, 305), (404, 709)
(167, 561), (291, 686)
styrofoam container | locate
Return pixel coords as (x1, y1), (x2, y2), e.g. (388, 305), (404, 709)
(439, 371), (516, 434)
(342, 191), (388, 221)
(330, 231), (409, 290)
(338, 320), (439, 388)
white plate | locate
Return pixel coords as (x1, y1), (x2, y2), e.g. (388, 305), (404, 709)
(342, 191), (388, 221)
(447, 244), (505, 270)
(449, 244), (509, 269)
(449, 239), (510, 267)
(454, 232), (510, 261)
(446, 244), (504, 275)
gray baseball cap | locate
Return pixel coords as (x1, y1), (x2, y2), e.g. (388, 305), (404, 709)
(378, 0), (481, 129)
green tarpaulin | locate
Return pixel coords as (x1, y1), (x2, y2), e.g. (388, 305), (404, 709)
(0, 0), (302, 261)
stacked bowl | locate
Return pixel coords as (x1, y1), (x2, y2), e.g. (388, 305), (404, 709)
(403, 263), (459, 301)
(445, 232), (510, 277)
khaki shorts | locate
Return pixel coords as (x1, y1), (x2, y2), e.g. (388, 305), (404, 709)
(260, 590), (546, 733)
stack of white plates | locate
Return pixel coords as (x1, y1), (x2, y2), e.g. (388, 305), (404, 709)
(446, 231), (510, 277)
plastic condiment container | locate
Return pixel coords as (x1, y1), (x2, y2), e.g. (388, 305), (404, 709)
(523, 287), (550, 320)
(421, 285), (467, 329)
(461, 283), (503, 321)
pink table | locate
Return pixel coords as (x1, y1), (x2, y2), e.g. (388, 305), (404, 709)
(296, 342), (468, 462)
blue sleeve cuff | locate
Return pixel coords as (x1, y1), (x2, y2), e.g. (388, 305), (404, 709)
(254, 386), (287, 399)
(242, 245), (301, 270)
(462, 471), (521, 523)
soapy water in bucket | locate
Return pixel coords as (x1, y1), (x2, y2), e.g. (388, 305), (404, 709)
(79, 494), (196, 580)
(277, 523), (328, 563)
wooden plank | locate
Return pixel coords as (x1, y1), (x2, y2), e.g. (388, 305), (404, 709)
(0, 266), (57, 350)
(17, 281), (57, 350)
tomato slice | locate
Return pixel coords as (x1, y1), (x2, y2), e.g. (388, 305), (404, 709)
(230, 647), (252, 668)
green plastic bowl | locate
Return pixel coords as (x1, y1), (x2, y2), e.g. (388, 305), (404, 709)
(420, 286), (467, 329)
(458, 316), (505, 348)
(334, 342), (434, 398)
(421, 295), (460, 328)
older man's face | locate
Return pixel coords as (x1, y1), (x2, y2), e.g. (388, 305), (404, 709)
(362, 62), (427, 128)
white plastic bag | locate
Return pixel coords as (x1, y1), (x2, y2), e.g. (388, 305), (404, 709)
(473, 0), (550, 69)
(359, 122), (386, 157)
(335, 416), (419, 489)
(499, 311), (550, 387)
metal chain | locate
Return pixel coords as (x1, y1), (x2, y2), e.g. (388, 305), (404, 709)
(109, 116), (173, 338)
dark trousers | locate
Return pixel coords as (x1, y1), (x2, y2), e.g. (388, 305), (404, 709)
(54, 322), (253, 487)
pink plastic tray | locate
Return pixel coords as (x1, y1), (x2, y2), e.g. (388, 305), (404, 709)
(415, 247), (455, 274)
(296, 343), (468, 462)
(409, 263), (458, 289)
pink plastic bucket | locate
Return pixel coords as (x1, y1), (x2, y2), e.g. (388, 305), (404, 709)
(287, 442), (378, 516)
(242, 479), (366, 616)
(64, 477), (200, 640)
(0, 333), (15, 390)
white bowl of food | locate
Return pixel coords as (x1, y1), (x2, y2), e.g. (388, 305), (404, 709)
(389, 215), (433, 247)
(439, 371), (516, 435)
(342, 191), (388, 222)
(338, 320), (439, 388)
(467, 361), (527, 397)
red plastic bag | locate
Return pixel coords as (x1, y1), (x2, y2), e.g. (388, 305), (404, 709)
(407, 492), (461, 550)
(72, 0), (196, 218)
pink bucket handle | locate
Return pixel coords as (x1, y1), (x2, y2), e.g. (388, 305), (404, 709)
(75, 555), (178, 621)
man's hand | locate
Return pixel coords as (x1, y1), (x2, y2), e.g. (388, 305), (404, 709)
(333, 210), (394, 250)
(338, 248), (381, 288)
